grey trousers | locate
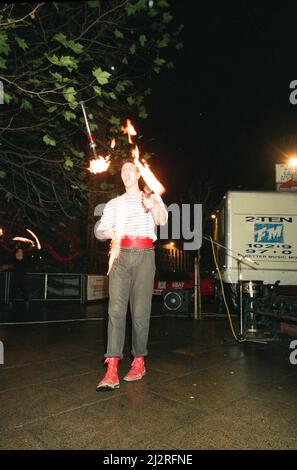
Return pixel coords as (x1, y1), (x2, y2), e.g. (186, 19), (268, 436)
(105, 248), (155, 360)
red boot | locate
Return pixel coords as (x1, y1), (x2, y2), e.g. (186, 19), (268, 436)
(123, 356), (146, 382)
(96, 357), (120, 391)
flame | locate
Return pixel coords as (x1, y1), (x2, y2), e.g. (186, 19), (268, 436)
(88, 155), (111, 174)
(122, 119), (137, 144)
(0, 228), (3, 236)
(131, 145), (139, 160)
(13, 237), (34, 246)
(110, 138), (116, 149)
(132, 145), (165, 196)
(26, 229), (41, 250)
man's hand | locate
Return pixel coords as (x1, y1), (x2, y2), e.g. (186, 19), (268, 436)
(107, 236), (121, 275)
(142, 192), (167, 225)
(96, 228), (115, 241)
(142, 192), (155, 211)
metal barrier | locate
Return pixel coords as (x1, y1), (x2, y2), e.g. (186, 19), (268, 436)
(0, 273), (108, 304)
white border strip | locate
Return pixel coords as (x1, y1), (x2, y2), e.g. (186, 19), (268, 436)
(0, 317), (105, 326)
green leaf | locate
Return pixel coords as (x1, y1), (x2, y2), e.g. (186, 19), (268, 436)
(53, 33), (83, 54)
(53, 32), (67, 44)
(148, 7), (158, 18)
(63, 87), (76, 103)
(0, 171), (6, 178)
(32, 57), (43, 69)
(114, 29), (124, 39)
(166, 61), (174, 69)
(51, 71), (63, 82)
(127, 96), (135, 105)
(109, 115), (120, 126)
(70, 147), (84, 158)
(122, 57), (128, 65)
(138, 105), (148, 119)
(48, 55), (78, 72)
(67, 40), (83, 54)
(89, 122), (98, 131)
(93, 85), (102, 95)
(176, 42), (183, 50)
(108, 92), (117, 100)
(0, 32), (10, 56)
(64, 158), (74, 170)
(162, 12), (173, 23)
(157, 33), (170, 48)
(129, 44), (136, 55)
(125, 0), (146, 16)
(59, 55), (78, 71)
(21, 98), (32, 110)
(92, 67), (111, 85)
(135, 94), (144, 105)
(4, 92), (12, 104)
(47, 105), (58, 113)
(139, 34), (146, 47)
(63, 111), (76, 122)
(154, 57), (166, 67)
(43, 134), (56, 146)
(68, 101), (78, 110)
(15, 36), (29, 51)
(5, 192), (13, 202)
(115, 80), (132, 93)
(0, 56), (7, 69)
(144, 88), (151, 96)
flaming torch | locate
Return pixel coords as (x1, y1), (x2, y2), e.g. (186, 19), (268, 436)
(12, 237), (35, 247)
(122, 119), (165, 196)
(26, 229), (41, 250)
(122, 119), (137, 144)
(88, 155), (110, 174)
(132, 146), (165, 196)
(12, 229), (41, 249)
(80, 101), (110, 174)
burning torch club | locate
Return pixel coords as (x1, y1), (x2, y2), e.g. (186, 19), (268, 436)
(80, 101), (110, 173)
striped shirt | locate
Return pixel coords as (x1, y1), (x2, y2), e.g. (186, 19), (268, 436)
(97, 191), (167, 241)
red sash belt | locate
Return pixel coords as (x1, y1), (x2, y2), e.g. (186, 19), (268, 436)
(120, 236), (153, 248)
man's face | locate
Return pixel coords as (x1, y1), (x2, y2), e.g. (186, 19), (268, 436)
(121, 162), (140, 188)
(15, 249), (23, 260)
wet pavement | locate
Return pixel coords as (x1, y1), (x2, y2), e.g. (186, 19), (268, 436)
(0, 299), (297, 450)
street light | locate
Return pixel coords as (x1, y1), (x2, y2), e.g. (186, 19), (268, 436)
(289, 157), (297, 168)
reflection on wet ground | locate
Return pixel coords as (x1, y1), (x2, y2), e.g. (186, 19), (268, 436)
(0, 299), (296, 450)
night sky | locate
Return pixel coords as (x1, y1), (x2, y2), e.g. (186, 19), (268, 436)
(140, 1), (297, 206)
